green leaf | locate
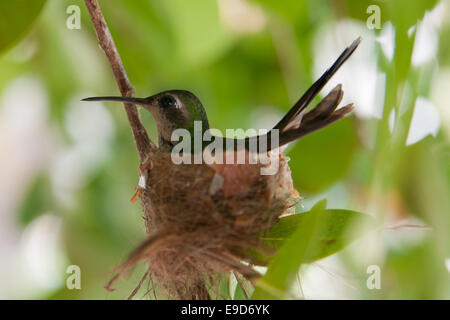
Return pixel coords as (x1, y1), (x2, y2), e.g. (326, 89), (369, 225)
(233, 282), (247, 300)
(263, 207), (378, 264)
(0, 0), (46, 54)
(232, 273), (253, 300)
(208, 273), (231, 300)
(251, 200), (378, 299)
(251, 200), (327, 299)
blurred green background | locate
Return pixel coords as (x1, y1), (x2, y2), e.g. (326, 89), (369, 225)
(0, 0), (449, 299)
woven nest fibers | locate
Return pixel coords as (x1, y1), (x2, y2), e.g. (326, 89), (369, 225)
(107, 150), (299, 299)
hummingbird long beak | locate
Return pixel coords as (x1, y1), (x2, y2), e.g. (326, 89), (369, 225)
(81, 96), (150, 105)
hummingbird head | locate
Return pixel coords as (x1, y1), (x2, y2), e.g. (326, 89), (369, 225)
(83, 90), (210, 150)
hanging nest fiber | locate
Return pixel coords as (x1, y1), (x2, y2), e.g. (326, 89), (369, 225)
(107, 150), (299, 299)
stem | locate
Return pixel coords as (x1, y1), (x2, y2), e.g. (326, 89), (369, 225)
(84, 0), (156, 162)
(369, 29), (417, 216)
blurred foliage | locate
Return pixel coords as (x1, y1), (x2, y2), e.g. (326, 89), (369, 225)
(252, 200), (378, 299)
(260, 204), (378, 264)
(0, 0), (449, 300)
(17, 174), (53, 226)
(0, 0), (46, 53)
(289, 117), (357, 193)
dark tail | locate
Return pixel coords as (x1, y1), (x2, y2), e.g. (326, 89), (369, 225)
(265, 37), (360, 149)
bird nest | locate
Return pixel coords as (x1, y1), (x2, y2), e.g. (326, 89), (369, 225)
(107, 150), (299, 299)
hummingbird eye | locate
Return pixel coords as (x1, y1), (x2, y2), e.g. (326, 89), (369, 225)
(159, 95), (177, 108)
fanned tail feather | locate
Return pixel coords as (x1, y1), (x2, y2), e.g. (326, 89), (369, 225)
(266, 37), (360, 149)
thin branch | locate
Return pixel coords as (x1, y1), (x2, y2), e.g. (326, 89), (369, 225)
(84, 0), (156, 162)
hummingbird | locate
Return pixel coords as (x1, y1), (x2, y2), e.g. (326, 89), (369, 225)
(83, 38), (360, 154)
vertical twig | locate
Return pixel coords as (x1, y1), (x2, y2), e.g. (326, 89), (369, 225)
(84, 0), (156, 162)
